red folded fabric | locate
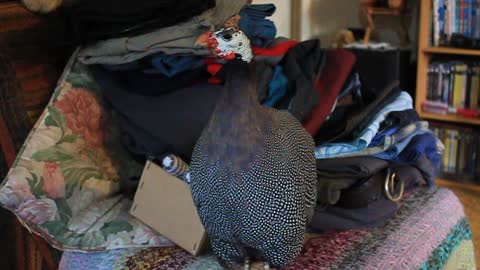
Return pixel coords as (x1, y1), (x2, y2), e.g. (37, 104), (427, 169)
(303, 49), (356, 136)
(205, 40), (300, 84)
(252, 40), (299, 57)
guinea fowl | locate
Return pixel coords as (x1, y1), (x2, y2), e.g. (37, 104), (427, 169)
(190, 26), (317, 269)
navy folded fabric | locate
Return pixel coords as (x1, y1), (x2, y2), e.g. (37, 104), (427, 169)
(395, 133), (440, 167)
(90, 65), (222, 161)
(240, 4), (277, 47)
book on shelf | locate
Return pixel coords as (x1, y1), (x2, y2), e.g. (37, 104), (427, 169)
(430, 124), (480, 179)
(423, 59), (480, 117)
(431, 0), (480, 46)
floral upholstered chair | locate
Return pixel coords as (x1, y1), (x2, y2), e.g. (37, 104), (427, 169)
(0, 2), (74, 269)
(0, 50), (477, 270)
(0, 53), (175, 255)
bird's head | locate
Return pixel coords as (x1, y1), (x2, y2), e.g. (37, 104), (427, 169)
(195, 24), (253, 63)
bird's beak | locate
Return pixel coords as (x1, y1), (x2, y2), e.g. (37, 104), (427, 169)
(195, 32), (212, 47)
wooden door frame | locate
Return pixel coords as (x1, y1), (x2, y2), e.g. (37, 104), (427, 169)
(290, 0), (302, 40)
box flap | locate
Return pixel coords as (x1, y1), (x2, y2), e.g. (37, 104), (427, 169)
(130, 161), (206, 255)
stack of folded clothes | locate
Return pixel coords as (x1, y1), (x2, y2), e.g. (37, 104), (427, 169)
(19, 0), (443, 234)
(75, 0), (328, 164)
(308, 59), (442, 231)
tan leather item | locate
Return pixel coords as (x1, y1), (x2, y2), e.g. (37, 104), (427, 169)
(388, 0), (406, 11)
(360, 0), (377, 7)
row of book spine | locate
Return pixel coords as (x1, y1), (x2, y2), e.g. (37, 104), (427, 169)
(431, 125), (480, 178)
(432, 0), (480, 46)
(422, 60), (480, 116)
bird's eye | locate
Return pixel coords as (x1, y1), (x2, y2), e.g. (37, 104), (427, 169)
(223, 33), (232, 41)
(239, 42), (242, 46)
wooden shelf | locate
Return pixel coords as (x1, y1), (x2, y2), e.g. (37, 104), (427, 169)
(437, 178), (480, 193)
(416, 1), (480, 190)
(419, 112), (480, 125)
(365, 7), (403, 15)
(422, 46), (480, 56)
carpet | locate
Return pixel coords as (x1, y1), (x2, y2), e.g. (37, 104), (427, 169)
(437, 179), (480, 265)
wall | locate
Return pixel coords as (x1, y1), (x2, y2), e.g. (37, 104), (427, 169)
(252, 0), (419, 50)
(301, 0), (362, 46)
(300, 0), (419, 49)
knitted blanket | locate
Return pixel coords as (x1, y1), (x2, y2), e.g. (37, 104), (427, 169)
(59, 188), (475, 270)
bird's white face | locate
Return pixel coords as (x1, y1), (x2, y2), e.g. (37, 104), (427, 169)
(196, 27), (253, 63)
(213, 28), (248, 58)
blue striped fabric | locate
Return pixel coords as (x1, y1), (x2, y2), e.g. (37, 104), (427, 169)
(315, 91), (413, 159)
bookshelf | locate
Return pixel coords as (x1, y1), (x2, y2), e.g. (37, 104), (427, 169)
(420, 112), (480, 125)
(423, 46), (480, 56)
(415, 0), (480, 113)
(415, 0), (480, 183)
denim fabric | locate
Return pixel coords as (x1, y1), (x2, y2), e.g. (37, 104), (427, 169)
(239, 4), (277, 46)
(240, 4), (276, 19)
(78, 0), (248, 65)
(263, 66), (287, 107)
(147, 55), (204, 77)
(394, 133), (441, 167)
(369, 126), (398, 146)
(328, 121), (431, 159)
(315, 91), (413, 159)
(370, 109), (420, 147)
(101, 55), (204, 77)
(373, 130), (435, 160)
(314, 82), (400, 145)
(382, 121), (430, 147)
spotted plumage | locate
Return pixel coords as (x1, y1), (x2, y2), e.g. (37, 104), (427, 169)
(191, 26), (316, 269)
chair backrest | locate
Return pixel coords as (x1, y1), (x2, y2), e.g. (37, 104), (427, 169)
(0, 50), (171, 253)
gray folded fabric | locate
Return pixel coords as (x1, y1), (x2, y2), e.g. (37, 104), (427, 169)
(316, 156), (389, 179)
(315, 156), (389, 206)
(78, 0), (247, 65)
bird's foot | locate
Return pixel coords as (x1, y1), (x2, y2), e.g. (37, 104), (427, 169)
(263, 262), (270, 270)
(244, 257), (251, 270)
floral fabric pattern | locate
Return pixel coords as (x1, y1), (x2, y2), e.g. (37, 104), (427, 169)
(0, 56), (172, 251)
(43, 162), (66, 199)
(54, 88), (103, 147)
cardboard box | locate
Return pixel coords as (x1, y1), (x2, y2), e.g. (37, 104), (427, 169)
(130, 160), (208, 256)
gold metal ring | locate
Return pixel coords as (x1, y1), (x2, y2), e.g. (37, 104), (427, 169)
(384, 168), (404, 202)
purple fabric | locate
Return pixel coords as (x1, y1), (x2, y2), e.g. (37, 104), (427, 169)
(395, 133), (440, 167)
